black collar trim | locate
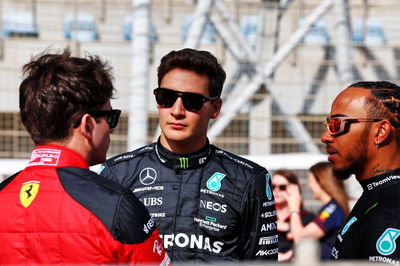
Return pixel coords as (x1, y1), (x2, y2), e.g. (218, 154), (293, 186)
(155, 139), (214, 170)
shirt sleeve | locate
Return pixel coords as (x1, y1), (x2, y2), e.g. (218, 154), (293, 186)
(314, 201), (344, 233)
(113, 188), (170, 265)
(238, 169), (278, 260)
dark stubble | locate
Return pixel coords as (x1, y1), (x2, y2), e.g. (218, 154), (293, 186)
(333, 125), (370, 180)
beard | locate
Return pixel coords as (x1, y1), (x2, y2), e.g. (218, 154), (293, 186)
(333, 126), (370, 180)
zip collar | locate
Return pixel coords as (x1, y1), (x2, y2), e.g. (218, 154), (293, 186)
(155, 139), (214, 170)
(26, 144), (89, 169)
(360, 168), (400, 192)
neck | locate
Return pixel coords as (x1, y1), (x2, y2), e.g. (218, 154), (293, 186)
(356, 147), (400, 181)
(319, 193), (332, 206)
(159, 135), (207, 154)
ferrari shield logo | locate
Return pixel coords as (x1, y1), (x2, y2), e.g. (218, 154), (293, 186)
(20, 181), (40, 208)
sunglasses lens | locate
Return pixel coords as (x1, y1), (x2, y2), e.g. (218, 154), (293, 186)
(155, 89), (178, 108)
(182, 93), (204, 112)
(328, 118), (342, 135)
(108, 111), (121, 128)
(272, 185), (287, 191)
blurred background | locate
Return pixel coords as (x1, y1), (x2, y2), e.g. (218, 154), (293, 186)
(0, 0), (398, 211)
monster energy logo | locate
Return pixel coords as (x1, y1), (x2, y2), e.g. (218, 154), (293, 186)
(179, 157), (189, 169)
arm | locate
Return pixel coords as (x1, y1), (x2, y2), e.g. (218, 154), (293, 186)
(114, 189), (170, 265)
(286, 184), (325, 243)
(239, 170), (278, 260)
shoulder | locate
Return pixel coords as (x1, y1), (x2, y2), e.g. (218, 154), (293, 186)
(212, 145), (266, 174)
(103, 143), (155, 167)
(58, 167), (154, 244)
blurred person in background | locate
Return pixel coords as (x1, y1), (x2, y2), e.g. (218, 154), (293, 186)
(0, 49), (169, 265)
(99, 48), (278, 262)
(272, 169), (315, 262)
(286, 161), (349, 260)
(321, 81), (400, 262)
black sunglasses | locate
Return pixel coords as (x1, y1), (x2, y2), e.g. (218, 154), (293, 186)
(272, 184), (287, 191)
(153, 87), (219, 112)
(73, 109), (121, 129)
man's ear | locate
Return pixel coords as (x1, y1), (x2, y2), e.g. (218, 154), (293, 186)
(210, 98), (222, 119)
(374, 119), (392, 145)
(79, 114), (95, 140)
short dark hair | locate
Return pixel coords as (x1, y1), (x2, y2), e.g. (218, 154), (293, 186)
(19, 48), (115, 145)
(157, 48), (226, 98)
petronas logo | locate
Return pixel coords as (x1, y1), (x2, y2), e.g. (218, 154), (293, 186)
(179, 157), (189, 169)
(376, 228), (400, 256)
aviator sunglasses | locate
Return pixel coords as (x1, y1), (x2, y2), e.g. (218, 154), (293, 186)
(153, 87), (219, 112)
(324, 117), (383, 136)
(73, 109), (121, 129)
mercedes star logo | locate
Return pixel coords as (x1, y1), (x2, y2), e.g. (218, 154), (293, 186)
(139, 167), (157, 185)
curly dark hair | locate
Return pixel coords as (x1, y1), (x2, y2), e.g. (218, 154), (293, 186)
(157, 48), (226, 98)
(19, 48), (115, 145)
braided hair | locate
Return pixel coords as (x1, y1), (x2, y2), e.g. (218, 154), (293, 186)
(348, 81), (400, 144)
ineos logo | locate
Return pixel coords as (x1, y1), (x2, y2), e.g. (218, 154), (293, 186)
(139, 167), (157, 185)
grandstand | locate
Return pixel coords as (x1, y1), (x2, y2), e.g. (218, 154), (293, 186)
(0, 0), (399, 208)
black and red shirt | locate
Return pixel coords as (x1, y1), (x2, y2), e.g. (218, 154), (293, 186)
(0, 144), (170, 265)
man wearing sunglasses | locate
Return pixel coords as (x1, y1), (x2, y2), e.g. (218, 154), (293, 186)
(0, 49), (169, 264)
(321, 81), (400, 263)
(100, 48), (278, 262)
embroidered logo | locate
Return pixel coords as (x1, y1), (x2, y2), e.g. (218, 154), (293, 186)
(265, 173), (273, 200)
(20, 181), (40, 208)
(28, 149), (61, 166)
(179, 157), (189, 169)
(341, 216), (357, 235)
(139, 167), (157, 185)
(206, 172), (226, 192)
(376, 228), (400, 256)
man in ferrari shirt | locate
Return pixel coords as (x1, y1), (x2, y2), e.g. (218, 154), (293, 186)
(100, 48), (278, 262)
(0, 48), (169, 265)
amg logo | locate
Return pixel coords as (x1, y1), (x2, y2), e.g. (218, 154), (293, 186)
(259, 235), (278, 245)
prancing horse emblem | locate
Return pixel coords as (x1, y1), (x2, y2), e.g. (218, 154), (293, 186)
(139, 167), (157, 185)
(20, 181), (40, 208)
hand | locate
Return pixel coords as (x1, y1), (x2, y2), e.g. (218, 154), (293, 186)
(285, 184), (302, 212)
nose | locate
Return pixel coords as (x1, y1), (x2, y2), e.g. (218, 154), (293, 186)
(320, 129), (333, 144)
(170, 96), (185, 117)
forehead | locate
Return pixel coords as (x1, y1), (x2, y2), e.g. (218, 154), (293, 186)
(329, 86), (372, 118)
(272, 174), (289, 184)
(160, 68), (209, 95)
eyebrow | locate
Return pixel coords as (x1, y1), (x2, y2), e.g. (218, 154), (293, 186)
(329, 114), (349, 119)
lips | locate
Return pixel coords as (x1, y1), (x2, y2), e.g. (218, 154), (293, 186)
(168, 122), (186, 130)
(326, 146), (338, 162)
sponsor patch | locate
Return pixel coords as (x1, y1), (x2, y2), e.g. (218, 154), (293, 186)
(160, 233), (223, 253)
(200, 199), (227, 213)
(139, 167), (157, 185)
(376, 228), (400, 256)
(28, 149), (61, 166)
(259, 235), (278, 245)
(255, 248), (278, 256)
(206, 172), (226, 192)
(194, 217), (227, 232)
(20, 181), (40, 208)
(261, 222), (277, 232)
(265, 173), (273, 200)
(341, 216), (357, 235)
